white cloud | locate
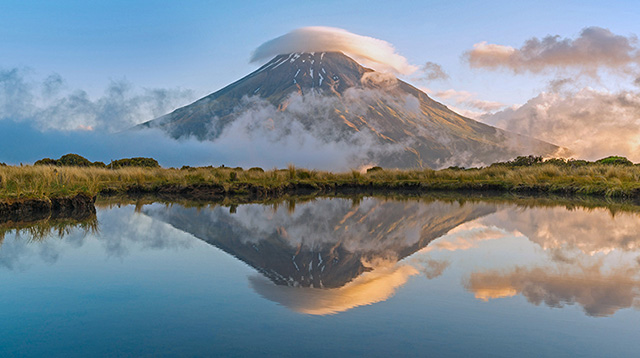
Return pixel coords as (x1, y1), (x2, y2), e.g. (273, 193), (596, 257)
(251, 26), (418, 75)
(465, 27), (640, 77)
(480, 88), (640, 161)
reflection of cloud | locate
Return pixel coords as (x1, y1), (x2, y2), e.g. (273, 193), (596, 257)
(422, 221), (516, 253)
(465, 263), (640, 317)
(250, 261), (419, 315)
(482, 206), (640, 255)
(0, 205), (194, 270)
(417, 258), (450, 279)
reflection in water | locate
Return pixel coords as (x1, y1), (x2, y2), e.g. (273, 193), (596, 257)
(427, 205), (640, 317)
(465, 263), (640, 317)
(250, 260), (419, 315)
(144, 198), (494, 290)
(3, 196), (640, 317)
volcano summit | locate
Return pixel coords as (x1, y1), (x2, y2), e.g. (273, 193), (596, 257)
(139, 51), (559, 168)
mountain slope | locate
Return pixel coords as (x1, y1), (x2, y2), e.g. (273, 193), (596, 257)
(139, 52), (559, 168)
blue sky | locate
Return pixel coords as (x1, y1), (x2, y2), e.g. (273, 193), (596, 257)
(2, 0), (640, 166)
(2, 0), (638, 103)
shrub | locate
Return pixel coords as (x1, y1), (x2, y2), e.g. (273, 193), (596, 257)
(34, 158), (58, 166)
(543, 158), (567, 166)
(57, 154), (93, 167)
(229, 171), (238, 181)
(595, 156), (633, 166)
(296, 170), (312, 179)
(34, 154), (99, 167)
(110, 157), (160, 168)
(248, 167), (264, 173)
(366, 166), (383, 173)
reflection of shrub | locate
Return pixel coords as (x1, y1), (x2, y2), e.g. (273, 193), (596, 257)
(110, 157), (160, 168)
(595, 156), (633, 166)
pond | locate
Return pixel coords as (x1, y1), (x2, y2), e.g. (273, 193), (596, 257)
(1, 196), (639, 357)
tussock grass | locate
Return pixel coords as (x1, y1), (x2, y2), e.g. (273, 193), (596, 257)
(2, 163), (640, 201)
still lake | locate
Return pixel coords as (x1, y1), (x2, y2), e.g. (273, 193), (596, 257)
(1, 196), (639, 357)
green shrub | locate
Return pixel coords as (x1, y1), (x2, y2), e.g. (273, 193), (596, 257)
(34, 158), (58, 166)
(248, 167), (264, 173)
(543, 158), (567, 166)
(110, 157), (160, 168)
(229, 171), (238, 181)
(57, 154), (93, 167)
(366, 166), (383, 173)
(595, 156), (633, 166)
(296, 170), (312, 179)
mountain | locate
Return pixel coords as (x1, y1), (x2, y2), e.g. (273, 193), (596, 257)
(139, 51), (559, 168)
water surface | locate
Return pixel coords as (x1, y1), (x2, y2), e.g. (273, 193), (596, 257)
(1, 197), (639, 357)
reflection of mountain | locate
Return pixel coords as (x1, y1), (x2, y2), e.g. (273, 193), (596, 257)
(145, 198), (495, 289)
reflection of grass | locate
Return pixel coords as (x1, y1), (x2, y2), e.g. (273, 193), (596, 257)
(0, 216), (99, 243)
(96, 190), (640, 218)
(3, 163), (640, 201)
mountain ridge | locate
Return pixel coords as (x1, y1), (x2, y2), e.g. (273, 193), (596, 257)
(139, 51), (560, 168)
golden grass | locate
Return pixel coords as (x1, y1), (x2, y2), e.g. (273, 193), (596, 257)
(2, 163), (640, 201)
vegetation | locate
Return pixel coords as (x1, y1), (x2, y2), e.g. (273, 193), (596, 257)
(3, 155), (640, 202)
(109, 157), (160, 168)
(34, 153), (159, 169)
(35, 153), (106, 168)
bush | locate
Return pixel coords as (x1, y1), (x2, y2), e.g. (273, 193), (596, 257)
(248, 167), (264, 173)
(110, 157), (160, 168)
(366, 166), (383, 173)
(34, 158), (58, 166)
(543, 158), (567, 166)
(229, 171), (238, 181)
(57, 154), (93, 167)
(34, 154), (102, 167)
(296, 170), (312, 179)
(595, 156), (633, 166)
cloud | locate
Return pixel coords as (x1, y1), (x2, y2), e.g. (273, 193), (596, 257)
(480, 88), (640, 161)
(434, 89), (505, 112)
(466, 26), (640, 76)
(0, 68), (413, 170)
(250, 27), (418, 75)
(465, 263), (640, 317)
(0, 67), (195, 132)
(421, 61), (449, 81)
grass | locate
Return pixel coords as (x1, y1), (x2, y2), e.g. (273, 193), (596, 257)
(2, 163), (640, 202)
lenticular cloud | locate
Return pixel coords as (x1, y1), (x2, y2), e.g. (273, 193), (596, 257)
(250, 26), (418, 75)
